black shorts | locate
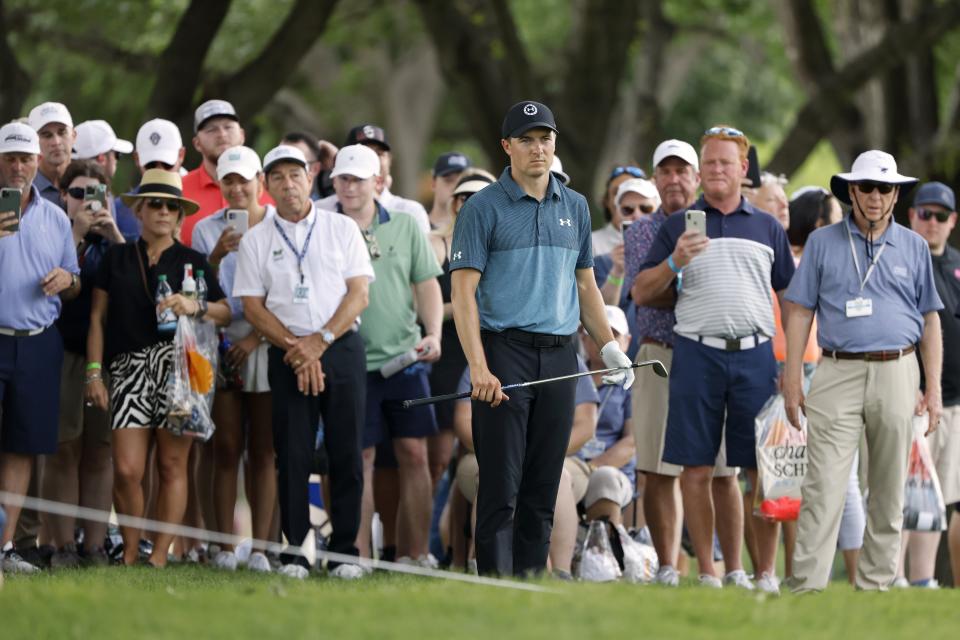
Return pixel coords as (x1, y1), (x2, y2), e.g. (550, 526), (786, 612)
(0, 327), (64, 455)
(363, 362), (437, 449)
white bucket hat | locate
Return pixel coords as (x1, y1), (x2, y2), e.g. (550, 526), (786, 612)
(829, 150), (917, 205)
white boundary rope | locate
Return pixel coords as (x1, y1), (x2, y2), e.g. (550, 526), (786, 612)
(0, 491), (553, 593)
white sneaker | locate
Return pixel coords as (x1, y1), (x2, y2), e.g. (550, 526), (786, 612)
(396, 556), (416, 566)
(467, 559), (478, 575)
(892, 576), (910, 589)
(418, 553), (439, 570)
(756, 572), (780, 595)
(246, 552), (272, 573)
(724, 569), (755, 591)
(212, 550), (238, 571)
(655, 565), (680, 587)
(1, 545), (38, 574)
(698, 574), (722, 589)
(279, 564), (309, 579)
(330, 563), (364, 580)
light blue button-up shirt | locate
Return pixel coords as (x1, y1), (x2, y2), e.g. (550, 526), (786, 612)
(0, 184), (79, 330)
(786, 216), (942, 351)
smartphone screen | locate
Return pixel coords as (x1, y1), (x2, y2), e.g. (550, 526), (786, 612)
(685, 209), (706, 237)
(225, 209), (249, 236)
(0, 187), (22, 232)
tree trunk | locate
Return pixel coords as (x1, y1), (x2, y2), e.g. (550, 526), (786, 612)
(0, 0), (29, 122)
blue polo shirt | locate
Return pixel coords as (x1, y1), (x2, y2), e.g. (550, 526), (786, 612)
(0, 185), (79, 330)
(640, 196), (795, 339)
(450, 167), (593, 335)
(786, 216), (942, 351)
(33, 171), (64, 210)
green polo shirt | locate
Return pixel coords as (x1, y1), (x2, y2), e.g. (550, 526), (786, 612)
(358, 203), (442, 371)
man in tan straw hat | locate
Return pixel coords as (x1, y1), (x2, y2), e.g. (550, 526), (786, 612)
(784, 150), (944, 592)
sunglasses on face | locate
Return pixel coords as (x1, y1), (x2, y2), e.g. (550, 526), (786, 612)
(66, 187), (87, 200)
(916, 208), (953, 223)
(608, 166), (646, 182)
(855, 181), (895, 195)
(704, 126), (744, 137)
(362, 227), (381, 260)
(621, 204), (655, 216)
(145, 198), (182, 213)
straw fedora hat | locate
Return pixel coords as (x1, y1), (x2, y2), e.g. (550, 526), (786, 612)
(121, 168), (200, 216)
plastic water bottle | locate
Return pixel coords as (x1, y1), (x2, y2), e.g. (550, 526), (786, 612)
(182, 263), (197, 300)
(156, 275), (177, 334)
(196, 269), (208, 304)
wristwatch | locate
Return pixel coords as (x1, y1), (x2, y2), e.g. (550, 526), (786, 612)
(71, 273), (80, 289)
(320, 328), (336, 346)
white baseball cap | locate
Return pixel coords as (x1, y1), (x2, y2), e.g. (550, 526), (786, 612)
(217, 145), (261, 181)
(551, 155), (570, 185)
(615, 178), (660, 207)
(652, 139), (699, 172)
(263, 144), (308, 174)
(330, 144), (380, 180)
(194, 99), (238, 133)
(605, 305), (629, 337)
(136, 119), (183, 167)
(28, 102), (73, 132)
(73, 120), (133, 159)
(0, 122), (41, 154)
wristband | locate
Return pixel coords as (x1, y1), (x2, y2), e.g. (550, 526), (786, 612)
(606, 274), (624, 286)
(86, 362), (102, 371)
(666, 255), (683, 274)
(84, 374), (102, 384)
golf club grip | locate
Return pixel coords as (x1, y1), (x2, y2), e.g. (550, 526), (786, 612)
(402, 390), (473, 409)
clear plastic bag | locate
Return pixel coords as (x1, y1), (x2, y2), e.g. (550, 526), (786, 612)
(615, 524), (658, 584)
(576, 520), (621, 582)
(903, 414), (947, 532)
(754, 394), (807, 521)
(166, 316), (218, 441)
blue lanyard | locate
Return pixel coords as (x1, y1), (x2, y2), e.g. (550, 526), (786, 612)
(274, 215), (317, 284)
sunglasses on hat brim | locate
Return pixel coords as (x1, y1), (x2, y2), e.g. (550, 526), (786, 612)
(607, 166), (646, 183)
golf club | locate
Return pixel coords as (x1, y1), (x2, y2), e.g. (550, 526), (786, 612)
(401, 359), (668, 409)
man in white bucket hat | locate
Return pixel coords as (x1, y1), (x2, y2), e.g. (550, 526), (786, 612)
(783, 150), (944, 592)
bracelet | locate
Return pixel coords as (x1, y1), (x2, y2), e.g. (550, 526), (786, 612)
(666, 255), (683, 274)
(192, 299), (208, 319)
(84, 374), (102, 384)
(606, 274), (624, 286)
(86, 362), (102, 371)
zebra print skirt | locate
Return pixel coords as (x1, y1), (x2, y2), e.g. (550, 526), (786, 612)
(108, 342), (174, 430)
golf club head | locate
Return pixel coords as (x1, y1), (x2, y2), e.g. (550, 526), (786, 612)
(651, 360), (668, 378)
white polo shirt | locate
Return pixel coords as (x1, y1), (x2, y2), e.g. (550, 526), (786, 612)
(233, 203), (375, 337)
(315, 189), (431, 235)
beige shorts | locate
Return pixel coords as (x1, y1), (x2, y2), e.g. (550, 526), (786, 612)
(58, 350), (111, 445)
(223, 323), (271, 394)
(929, 404), (960, 505)
(631, 342), (737, 478)
(564, 456), (633, 508)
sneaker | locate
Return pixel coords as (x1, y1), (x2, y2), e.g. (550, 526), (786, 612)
(2, 544), (39, 574)
(82, 545), (110, 568)
(246, 552), (272, 573)
(279, 563), (309, 579)
(212, 550), (238, 571)
(552, 569), (573, 581)
(911, 578), (940, 589)
(396, 555), (416, 566)
(724, 569), (755, 591)
(756, 572), (781, 595)
(50, 543), (82, 569)
(467, 559), (478, 575)
(698, 573), (722, 589)
(184, 546), (203, 564)
(18, 544), (51, 569)
(418, 553), (439, 570)
(892, 576), (910, 589)
(330, 563), (364, 580)
(655, 565), (680, 587)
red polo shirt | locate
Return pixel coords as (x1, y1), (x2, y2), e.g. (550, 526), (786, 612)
(179, 164), (274, 246)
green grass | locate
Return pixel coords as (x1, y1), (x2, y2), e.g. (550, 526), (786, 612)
(1, 567), (957, 640)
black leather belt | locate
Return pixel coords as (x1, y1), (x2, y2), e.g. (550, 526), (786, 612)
(490, 329), (575, 348)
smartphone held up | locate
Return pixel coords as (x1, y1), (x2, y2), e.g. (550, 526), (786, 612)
(0, 187), (22, 233)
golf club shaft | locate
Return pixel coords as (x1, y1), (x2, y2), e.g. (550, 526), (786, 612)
(401, 359), (666, 408)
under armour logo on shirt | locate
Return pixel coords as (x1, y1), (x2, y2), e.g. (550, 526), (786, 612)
(453, 251), (463, 260)
(558, 218), (572, 226)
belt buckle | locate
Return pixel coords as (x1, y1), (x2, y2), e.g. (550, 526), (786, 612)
(724, 338), (739, 352)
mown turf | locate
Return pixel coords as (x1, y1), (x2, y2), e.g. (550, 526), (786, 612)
(0, 566), (956, 640)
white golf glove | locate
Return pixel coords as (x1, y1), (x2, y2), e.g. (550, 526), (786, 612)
(599, 340), (634, 390)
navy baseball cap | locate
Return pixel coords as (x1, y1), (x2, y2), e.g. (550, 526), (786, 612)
(501, 101), (558, 139)
(433, 152), (471, 177)
(345, 124), (390, 151)
(913, 181), (956, 211)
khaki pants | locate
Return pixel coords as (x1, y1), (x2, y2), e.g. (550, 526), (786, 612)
(791, 354), (919, 591)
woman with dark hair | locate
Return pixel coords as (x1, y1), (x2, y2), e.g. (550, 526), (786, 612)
(787, 187), (843, 254)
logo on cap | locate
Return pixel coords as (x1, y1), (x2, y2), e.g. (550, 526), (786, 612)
(362, 125), (376, 139)
(5, 134), (30, 143)
(450, 155), (467, 167)
(880, 167), (889, 173)
(41, 105), (58, 115)
(523, 104), (538, 116)
(150, 132), (161, 146)
(228, 152), (241, 161)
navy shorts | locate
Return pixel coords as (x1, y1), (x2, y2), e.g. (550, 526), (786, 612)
(0, 327), (65, 455)
(662, 334), (776, 469)
(363, 362), (438, 449)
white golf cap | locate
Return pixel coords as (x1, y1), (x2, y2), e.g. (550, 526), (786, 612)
(28, 102), (73, 132)
(605, 305), (629, 337)
(615, 178), (659, 207)
(652, 139), (698, 172)
(136, 119), (183, 167)
(0, 122), (41, 155)
(551, 155), (570, 185)
(330, 144), (380, 180)
(194, 99), (238, 133)
(217, 145), (262, 181)
(263, 144), (308, 174)
(73, 120), (133, 159)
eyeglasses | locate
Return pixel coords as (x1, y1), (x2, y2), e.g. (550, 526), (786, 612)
(145, 198), (182, 213)
(66, 187), (87, 200)
(362, 227), (381, 260)
(621, 204), (655, 216)
(608, 166), (646, 182)
(704, 126), (744, 137)
(855, 182), (895, 195)
(916, 208), (953, 223)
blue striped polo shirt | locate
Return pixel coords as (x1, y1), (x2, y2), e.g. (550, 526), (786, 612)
(450, 167), (593, 335)
(640, 196), (795, 339)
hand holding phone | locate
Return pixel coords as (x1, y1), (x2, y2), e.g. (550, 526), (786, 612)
(225, 209), (249, 236)
(673, 209), (709, 268)
(0, 187), (22, 235)
(84, 183), (108, 212)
